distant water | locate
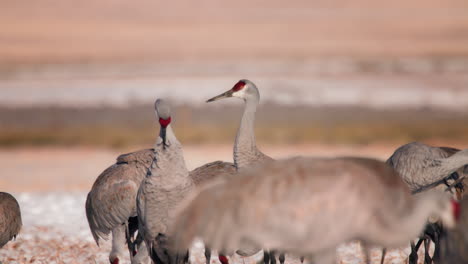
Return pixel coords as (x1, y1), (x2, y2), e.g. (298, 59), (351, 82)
(1, 60), (468, 110)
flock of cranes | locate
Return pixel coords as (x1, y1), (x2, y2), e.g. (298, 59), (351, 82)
(1, 79), (468, 264)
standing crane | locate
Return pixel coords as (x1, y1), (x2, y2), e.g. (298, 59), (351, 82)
(170, 157), (459, 264)
(207, 79), (273, 170)
(86, 100), (236, 264)
(86, 122), (155, 264)
(382, 142), (468, 264)
(136, 99), (194, 264)
(0, 192), (22, 248)
(207, 80), (287, 264)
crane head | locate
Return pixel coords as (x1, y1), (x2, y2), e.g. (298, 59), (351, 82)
(206, 79), (259, 103)
(109, 256), (120, 264)
(154, 99), (172, 149)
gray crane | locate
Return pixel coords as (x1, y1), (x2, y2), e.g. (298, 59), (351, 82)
(207, 79), (284, 264)
(381, 142), (468, 264)
(86, 124), (155, 264)
(437, 195), (466, 263)
(387, 142), (467, 194)
(136, 99), (194, 264)
(207, 79), (273, 170)
(86, 100), (235, 264)
(170, 157), (459, 264)
(0, 192), (22, 248)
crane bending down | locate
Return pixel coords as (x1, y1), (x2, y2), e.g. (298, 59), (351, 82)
(207, 80), (287, 264)
(0, 192), (22, 248)
(381, 142), (468, 264)
(136, 99), (194, 264)
(387, 142), (467, 195)
(170, 157), (459, 264)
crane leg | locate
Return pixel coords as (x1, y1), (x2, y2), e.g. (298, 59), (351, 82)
(263, 251), (271, 264)
(423, 238), (432, 264)
(409, 239), (424, 264)
(432, 229), (441, 262)
(205, 247), (211, 264)
(380, 248), (387, 264)
(270, 250), (277, 264)
(300, 256), (305, 263)
(278, 253), (285, 264)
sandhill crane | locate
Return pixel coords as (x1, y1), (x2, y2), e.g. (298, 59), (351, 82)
(170, 157), (459, 264)
(437, 195), (466, 263)
(207, 79), (282, 264)
(381, 142), (468, 264)
(86, 129), (154, 264)
(207, 79), (273, 170)
(86, 99), (236, 264)
(387, 142), (467, 194)
(136, 99), (194, 264)
(0, 192), (22, 248)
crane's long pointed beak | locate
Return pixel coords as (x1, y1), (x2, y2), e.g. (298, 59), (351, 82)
(206, 90), (234, 103)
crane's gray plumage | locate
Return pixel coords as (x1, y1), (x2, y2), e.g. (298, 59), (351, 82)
(0, 192), (22, 248)
(438, 196), (467, 263)
(387, 142), (468, 193)
(137, 99), (194, 264)
(171, 157), (456, 264)
(207, 80), (279, 262)
(86, 149), (153, 245)
(190, 161), (236, 186)
(86, 109), (164, 264)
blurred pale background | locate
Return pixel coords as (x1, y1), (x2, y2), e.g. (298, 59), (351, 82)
(1, 1), (468, 263)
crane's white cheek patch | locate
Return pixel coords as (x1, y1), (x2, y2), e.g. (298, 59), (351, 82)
(232, 89), (246, 98)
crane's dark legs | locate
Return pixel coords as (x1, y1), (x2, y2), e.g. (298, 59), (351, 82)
(380, 248), (387, 264)
(204, 247), (211, 264)
(278, 253), (285, 264)
(269, 251), (277, 264)
(432, 229), (441, 263)
(409, 239), (424, 264)
(300, 256), (304, 263)
(423, 237), (432, 264)
(263, 251), (271, 264)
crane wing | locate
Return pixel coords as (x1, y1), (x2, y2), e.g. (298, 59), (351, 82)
(189, 161), (236, 186)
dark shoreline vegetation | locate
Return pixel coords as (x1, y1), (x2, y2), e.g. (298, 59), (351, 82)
(1, 103), (468, 148)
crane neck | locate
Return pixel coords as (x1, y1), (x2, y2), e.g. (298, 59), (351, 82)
(233, 98), (262, 169)
(148, 124), (189, 181)
(436, 149), (468, 181)
(156, 124), (180, 147)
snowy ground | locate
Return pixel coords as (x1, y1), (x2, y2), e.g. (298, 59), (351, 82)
(0, 192), (431, 264)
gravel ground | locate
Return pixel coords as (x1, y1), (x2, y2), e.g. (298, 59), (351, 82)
(0, 146), (434, 263)
(0, 192), (431, 264)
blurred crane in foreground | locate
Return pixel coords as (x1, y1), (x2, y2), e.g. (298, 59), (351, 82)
(171, 157), (459, 264)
